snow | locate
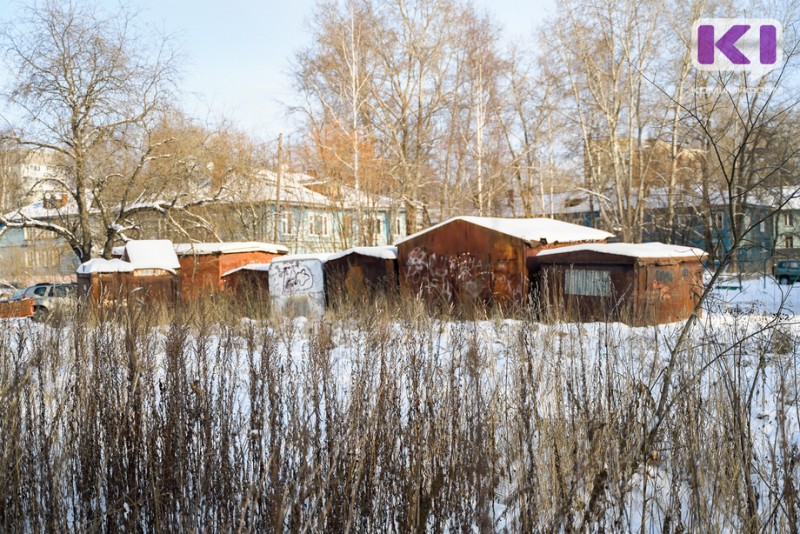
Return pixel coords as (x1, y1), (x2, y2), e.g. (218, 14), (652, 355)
(336, 185), (399, 210)
(707, 274), (800, 315)
(4, 270), (800, 530)
(394, 216), (614, 246)
(537, 241), (708, 260)
(221, 263), (272, 278)
(173, 241), (289, 256)
(3, 197), (80, 220)
(326, 246), (398, 262)
(76, 258), (135, 274)
(227, 170), (333, 206)
(122, 240), (181, 271)
(270, 253), (332, 264)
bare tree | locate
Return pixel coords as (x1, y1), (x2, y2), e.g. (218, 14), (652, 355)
(543, 0), (667, 241)
(0, 1), (220, 262)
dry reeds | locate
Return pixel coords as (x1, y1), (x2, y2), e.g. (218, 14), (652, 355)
(0, 296), (797, 532)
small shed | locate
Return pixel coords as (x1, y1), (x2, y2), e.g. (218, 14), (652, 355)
(174, 242), (289, 301)
(532, 242), (707, 325)
(222, 263), (271, 295)
(395, 216), (614, 307)
(324, 246), (398, 303)
(77, 257), (179, 309)
(268, 254), (331, 317)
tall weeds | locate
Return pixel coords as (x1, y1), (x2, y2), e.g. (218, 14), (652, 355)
(0, 297), (797, 532)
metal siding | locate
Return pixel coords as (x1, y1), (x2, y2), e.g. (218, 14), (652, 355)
(398, 219), (528, 307)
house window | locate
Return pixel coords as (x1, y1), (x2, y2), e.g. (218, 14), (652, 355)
(22, 227), (49, 241)
(394, 217), (403, 235)
(785, 235), (794, 249)
(565, 269), (612, 297)
(784, 212), (793, 226)
(280, 212), (294, 235)
(308, 213), (329, 236)
(714, 212), (724, 227)
(759, 220), (766, 233)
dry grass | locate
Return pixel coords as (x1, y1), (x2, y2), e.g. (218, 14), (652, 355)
(0, 295), (797, 532)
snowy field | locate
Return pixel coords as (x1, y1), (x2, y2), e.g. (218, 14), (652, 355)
(706, 272), (800, 316)
(0, 277), (798, 532)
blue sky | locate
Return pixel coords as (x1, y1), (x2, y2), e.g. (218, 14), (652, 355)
(0, 0), (555, 141)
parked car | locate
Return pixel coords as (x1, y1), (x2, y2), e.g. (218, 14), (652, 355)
(15, 282), (77, 320)
(773, 260), (800, 285)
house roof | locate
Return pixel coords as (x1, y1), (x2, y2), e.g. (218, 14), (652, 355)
(3, 196), (80, 220)
(226, 170), (400, 210)
(173, 241), (289, 256)
(537, 242), (707, 260)
(395, 216), (614, 246)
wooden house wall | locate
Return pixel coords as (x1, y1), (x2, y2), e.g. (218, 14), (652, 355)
(222, 269), (270, 296)
(0, 297), (34, 319)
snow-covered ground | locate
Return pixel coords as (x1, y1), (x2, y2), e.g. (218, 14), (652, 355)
(0, 275), (798, 531)
(706, 273), (800, 316)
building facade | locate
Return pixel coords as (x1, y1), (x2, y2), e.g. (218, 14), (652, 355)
(0, 169), (407, 284)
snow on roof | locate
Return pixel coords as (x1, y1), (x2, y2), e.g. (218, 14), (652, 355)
(123, 240), (181, 271)
(228, 171), (333, 207)
(3, 197), (79, 220)
(336, 185), (399, 210)
(270, 253), (333, 264)
(764, 187), (800, 210)
(395, 216), (614, 246)
(77, 258), (135, 274)
(221, 263), (272, 278)
(173, 241), (289, 256)
(327, 246), (398, 262)
(537, 242), (707, 260)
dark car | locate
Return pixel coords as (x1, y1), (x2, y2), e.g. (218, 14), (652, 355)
(773, 260), (800, 285)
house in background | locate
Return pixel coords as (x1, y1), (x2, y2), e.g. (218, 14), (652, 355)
(0, 148), (68, 209)
(138, 170), (407, 254)
(0, 169), (407, 284)
(769, 188), (800, 261)
(0, 194), (80, 285)
(524, 186), (776, 272)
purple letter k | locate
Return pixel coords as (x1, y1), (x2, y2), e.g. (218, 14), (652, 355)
(697, 24), (751, 64)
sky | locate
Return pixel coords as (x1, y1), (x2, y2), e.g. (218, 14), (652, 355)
(0, 0), (555, 143)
